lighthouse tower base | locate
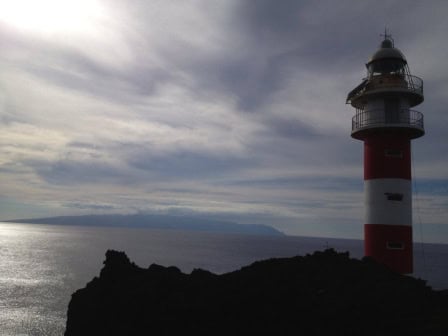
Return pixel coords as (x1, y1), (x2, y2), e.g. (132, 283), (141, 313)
(365, 224), (413, 273)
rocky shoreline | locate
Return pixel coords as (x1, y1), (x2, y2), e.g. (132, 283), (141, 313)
(65, 249), (448, 335)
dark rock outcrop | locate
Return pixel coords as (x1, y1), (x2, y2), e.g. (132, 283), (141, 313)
(65, 249), (448, 335)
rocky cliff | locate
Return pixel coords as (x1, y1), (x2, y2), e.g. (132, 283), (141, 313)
(65, 249), (448, 335)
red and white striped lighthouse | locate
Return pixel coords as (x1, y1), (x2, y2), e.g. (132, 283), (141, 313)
(347, 34), (424, 274)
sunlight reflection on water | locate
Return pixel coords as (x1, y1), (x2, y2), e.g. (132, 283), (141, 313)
(0, 224), (71, 335)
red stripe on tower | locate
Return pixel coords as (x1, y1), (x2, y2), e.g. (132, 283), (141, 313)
(347, 32), (424, 274)
(364, 135), (411, 180)
(365, 225), (412, 274)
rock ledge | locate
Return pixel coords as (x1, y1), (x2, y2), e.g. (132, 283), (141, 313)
(65, 249), (448, 335)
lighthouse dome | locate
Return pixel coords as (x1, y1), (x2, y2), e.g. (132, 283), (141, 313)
(367, 38), (407, 74)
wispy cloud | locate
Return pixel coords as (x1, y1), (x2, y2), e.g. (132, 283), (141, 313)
(1, 0), (447, 240)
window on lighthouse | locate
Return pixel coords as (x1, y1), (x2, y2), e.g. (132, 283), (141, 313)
(384, 193), (404, 201)
(387, 242), (405, 250)
(385, 149), (403, 158)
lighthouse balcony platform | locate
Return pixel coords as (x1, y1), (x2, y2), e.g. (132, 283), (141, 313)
(347, 74), (424, 108)
(351, 109), (424, 139)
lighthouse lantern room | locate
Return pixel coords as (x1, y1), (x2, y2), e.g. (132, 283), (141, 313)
(347, 33), (424, 274)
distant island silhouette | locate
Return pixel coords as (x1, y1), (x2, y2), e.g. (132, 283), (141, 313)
(7, 214), (284, 236)
(64, 249), (448, 335)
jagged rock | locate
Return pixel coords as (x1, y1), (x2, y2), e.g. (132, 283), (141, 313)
(65, 249), (448, 336)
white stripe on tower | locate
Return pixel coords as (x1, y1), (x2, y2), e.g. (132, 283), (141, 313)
(365, 179), (412, 225)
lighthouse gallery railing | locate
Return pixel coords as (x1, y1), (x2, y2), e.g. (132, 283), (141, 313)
(347, 74), (423, 104)
(352, 109), (424, 133)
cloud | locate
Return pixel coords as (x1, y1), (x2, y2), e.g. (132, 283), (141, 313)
(128, 149), (253, 179)
(0, 0), (447, 239)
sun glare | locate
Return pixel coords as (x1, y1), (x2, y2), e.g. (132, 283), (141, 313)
(0, 0), (105, 36)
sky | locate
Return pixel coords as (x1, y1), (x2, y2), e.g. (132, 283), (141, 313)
(1, 0), (447, 242)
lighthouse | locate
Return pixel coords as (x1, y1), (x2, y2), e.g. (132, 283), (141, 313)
(347, 33), (424, 274)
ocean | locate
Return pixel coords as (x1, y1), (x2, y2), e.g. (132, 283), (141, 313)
(0, 222), (447, 336)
